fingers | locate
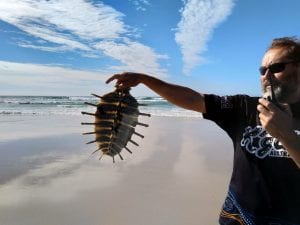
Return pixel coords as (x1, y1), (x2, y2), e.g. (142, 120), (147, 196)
(257, 103), (269, 116)
(257, 98), (285, 128)
(257, 98), (274, 127)
(257, 98), (294, 139)
(105, 72), (137, 89)
(258, 98), (291, 115)
(105, 73), (128, 89)
(258, 98), (277, 111)
(106, 74), (121, 84)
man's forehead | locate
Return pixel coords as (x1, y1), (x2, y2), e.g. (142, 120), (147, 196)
(262, 48), (290, 65)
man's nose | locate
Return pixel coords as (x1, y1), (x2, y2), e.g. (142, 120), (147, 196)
(261, 69), (274, 82)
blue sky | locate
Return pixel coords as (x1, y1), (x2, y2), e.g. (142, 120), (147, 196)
(0, 0), (300, 96)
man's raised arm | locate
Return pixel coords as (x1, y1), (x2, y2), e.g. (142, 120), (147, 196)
(106, 72), (206, 113)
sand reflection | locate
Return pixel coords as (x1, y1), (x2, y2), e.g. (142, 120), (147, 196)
(0, 154), (122, 206)
(0, 116), (232, 225)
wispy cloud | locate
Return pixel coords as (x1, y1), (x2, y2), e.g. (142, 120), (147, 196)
(0, 0), (166, 77)
(94, 38), (168, 77)
(17, 42), (73, 53)
(129, 0), (151, 11)
(175, 0), (235, 75)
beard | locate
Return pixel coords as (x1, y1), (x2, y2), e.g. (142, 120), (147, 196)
(262, 75), (298, 103)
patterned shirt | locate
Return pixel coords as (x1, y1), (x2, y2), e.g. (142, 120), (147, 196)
(203, 94), (300, 224)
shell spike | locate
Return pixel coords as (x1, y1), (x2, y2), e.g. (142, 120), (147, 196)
(129, 139), (139, 146)
(112, 156), (115, 163)
(136, 122), (149, 127)
(86, 140), (97, 144)
(118, 153), (124, 160)
(91, 147), (101, 155)
(91, 93), (103, 99)
(99, 152), (105, 160)
(82, 131), (96, 135)
(133, 131), (144, 138)
(81, 112), (96, 116)
(139, 112), (151, 117)
(84, 102), (97, 107)
(81, 122), (96, 125)
(125, 147), (132, 154)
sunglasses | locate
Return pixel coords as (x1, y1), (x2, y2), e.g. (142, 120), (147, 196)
(259, 61), (297, 76)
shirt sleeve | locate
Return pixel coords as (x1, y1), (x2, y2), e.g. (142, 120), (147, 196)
(203, 94), (248, 140)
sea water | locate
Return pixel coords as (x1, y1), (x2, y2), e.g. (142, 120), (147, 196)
(0, 95), (202, 117)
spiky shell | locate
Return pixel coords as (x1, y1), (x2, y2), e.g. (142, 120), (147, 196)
(82, 88), (150, 162)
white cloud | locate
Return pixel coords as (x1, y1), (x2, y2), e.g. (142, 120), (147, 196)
(94, 38), (169, 77)
(175, 0), (235, 74)
(0, 0), (167, 78)
(0, 0), (124, 51)
(19, 24), (92, 51)
(0, 0), (126, 40)
(0, 60), (105, 81)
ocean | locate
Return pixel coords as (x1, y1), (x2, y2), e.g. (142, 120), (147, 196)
(0, 95), (202, 117)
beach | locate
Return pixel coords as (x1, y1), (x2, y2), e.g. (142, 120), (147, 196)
(0, 114), (233, 225)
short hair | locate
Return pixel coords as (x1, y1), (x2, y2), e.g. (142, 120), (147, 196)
(267, 37), (300, 61)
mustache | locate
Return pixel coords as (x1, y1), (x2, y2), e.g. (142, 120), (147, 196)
(262, 77), (281, 88)
(262, 78), (281, 92)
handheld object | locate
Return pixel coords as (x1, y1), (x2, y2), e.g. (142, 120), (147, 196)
(265, 75), (284, 110)
(81, 88), (150, 163)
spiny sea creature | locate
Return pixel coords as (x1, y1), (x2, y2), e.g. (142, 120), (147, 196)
(81, 88), (150, 163)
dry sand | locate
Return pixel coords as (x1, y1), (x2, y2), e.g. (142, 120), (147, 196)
(0, 115), (233, 225)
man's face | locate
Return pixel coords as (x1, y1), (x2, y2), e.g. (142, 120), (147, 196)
(261, 48), (300, 103)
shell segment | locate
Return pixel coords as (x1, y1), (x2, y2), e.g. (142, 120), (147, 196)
(82, 88), (150, 162)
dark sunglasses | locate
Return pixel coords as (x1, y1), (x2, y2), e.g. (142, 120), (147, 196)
(259, 61), (297, 76)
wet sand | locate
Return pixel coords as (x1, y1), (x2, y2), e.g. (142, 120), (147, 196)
(0, 115), (233, 225)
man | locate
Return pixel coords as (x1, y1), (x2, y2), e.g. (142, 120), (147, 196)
(106, 37), (300, 225)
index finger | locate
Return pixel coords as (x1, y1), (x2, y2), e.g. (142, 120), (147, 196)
(258, 98), (278, 111)
(106, 74), (121, 84)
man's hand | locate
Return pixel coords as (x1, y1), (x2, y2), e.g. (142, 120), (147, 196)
(257, 98), (293, 139)
(106, 72), (145, 89)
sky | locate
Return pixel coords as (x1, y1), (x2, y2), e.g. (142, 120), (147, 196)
(0, 0), (300, 96)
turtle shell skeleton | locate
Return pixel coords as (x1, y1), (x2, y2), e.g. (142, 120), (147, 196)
(81, 88), (150, 163)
